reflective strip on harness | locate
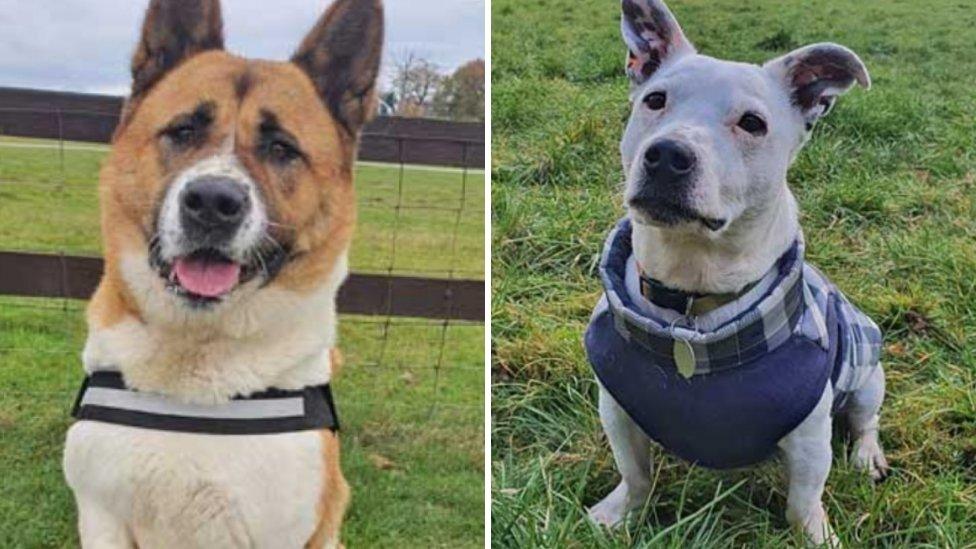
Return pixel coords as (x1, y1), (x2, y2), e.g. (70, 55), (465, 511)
(80, 387), (306, 420)
(71, 370), (339, 435)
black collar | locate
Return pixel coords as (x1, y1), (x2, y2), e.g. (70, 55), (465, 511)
(638, 273), (759, 316)
(71, 371), (339, 435)
(638, 274), (705, 314)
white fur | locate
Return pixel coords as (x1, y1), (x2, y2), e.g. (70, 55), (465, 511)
(157, 152), (268, 264)
(68, 249), (349, 547)
(591, 1), (884, 544)
(621, 54), (803, 293)
(64, 422), (326, 548)
(779, 386), (839, 546)
(81, 251), (347, 403)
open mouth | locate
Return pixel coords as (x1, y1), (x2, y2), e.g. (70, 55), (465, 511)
(160, 249), (252, 305)
(172, 249), (244, 299)
(149, 239), (290, 306)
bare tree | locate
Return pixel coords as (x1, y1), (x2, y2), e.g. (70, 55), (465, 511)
(390, 50), (443, 117)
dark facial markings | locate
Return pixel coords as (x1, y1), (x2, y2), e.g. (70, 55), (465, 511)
(234, 70), (254, 101)
(783, 46), (869, 123)
(621, 0), (674, 47)
(257, 110), (306, 167)
(622, 0), (676, 81)
(159, 101), (215, 150)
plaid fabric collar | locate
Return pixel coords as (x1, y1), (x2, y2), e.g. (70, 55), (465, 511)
(598, 218), (808, 377)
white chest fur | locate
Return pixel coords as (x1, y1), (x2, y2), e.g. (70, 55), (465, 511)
(82, 252), (347, 404)
(68, 251), (349, 546)
(64, 421), (326, 547)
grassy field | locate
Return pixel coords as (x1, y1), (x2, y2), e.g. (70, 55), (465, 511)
(492, 0), (976, 547)
(0, 139), (485, 547)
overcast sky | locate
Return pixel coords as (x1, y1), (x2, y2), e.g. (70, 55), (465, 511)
(0, 0), (484, 96)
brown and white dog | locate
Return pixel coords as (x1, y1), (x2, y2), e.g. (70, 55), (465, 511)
(62, 0), (382, 546)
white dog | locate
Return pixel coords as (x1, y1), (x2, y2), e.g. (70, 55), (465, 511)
(584, 0), (887, 544)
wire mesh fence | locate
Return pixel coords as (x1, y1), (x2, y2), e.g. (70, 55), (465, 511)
(0, 88), (485, 472)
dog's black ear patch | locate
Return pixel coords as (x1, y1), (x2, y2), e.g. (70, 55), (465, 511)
(292, 0), (384, 136)
(130, 0), (225, 100)
(621, 0), (695, 87)
(765, 43), (870, 129)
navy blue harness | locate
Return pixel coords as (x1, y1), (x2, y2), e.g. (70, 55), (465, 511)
(585, 219), (881, 469)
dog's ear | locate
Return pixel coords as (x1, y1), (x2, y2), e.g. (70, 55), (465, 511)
(621, 0), (695, 87)
(765, 43), (870, 130)
(292, 0), (384, 135)
(130, 0), (224, 100)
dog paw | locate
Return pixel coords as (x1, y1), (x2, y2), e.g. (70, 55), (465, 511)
(806, 522), (841, 548)
(789, 507), (841, 548)
(587, 482), (646, 527)
(851, 438), (890, 482)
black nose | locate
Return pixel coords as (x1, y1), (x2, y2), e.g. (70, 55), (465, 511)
(643, 139), (696, 182)
(180, 177), (250, 240)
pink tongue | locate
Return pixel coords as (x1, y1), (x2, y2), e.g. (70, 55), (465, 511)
(174, 257), (241, 298)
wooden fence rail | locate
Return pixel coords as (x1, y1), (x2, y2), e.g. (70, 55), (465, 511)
(0, 86), (485, 322)
(0, 253), (483, 321)
(0, 86), (484, 168)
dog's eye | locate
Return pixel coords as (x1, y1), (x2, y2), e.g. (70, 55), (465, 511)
(737, 113), (768, 136)
(268, 139), (300, 164)
(160, 103), (214, 148)
(643, 92), (667, 111)
(258, 113), (305, 166)
(164, 125), (197, 146)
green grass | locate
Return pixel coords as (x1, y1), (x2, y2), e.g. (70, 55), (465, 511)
(492, 0), (976, 546)
(0, 140), (485, 547)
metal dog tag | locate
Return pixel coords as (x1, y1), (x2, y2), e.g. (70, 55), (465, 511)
(674, 338), (696, 379)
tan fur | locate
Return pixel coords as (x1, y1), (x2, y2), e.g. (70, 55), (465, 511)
(305, 431), (350, 549)
(93, 51), (357, 334)
(307, 349), (348, 548)
(124, 0), (224, 120)
(69, 0), (383, 545)
(88, 49), (356, 543)
(330, 348), (344, 377)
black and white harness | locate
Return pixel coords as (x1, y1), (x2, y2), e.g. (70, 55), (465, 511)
(71, 370), (339, 435)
